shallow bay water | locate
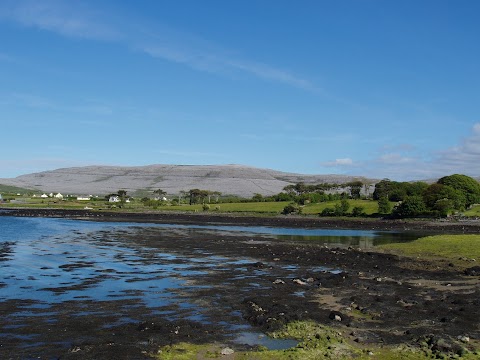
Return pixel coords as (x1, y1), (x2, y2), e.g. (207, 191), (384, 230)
(0, 216), (421, 357)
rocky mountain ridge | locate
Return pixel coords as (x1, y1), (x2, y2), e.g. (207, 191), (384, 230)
(0, 164), (376, 197)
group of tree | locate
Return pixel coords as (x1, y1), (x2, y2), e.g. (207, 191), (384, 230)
(281, 174), (480, 218)
(375, 174), (480, 218)
(105, 190), (128, 201)
(253, 181), (368, 205)
(105, 174), (480, 219)
(185, 189), (221, 205)
(318, 199), (366, 217)
(140, 188), (223, 207)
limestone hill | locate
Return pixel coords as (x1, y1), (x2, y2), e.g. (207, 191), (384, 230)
(0, 164), (375, 197)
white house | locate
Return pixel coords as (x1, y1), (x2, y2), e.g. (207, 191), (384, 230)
(109, 195), (120, 203)
(77, 196), (91, 201)
(54, 193), (64, 199)
(40, 194), (48, 198)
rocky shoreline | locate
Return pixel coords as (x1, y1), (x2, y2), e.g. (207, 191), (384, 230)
(1, 219), (479, 359)
(2, 207), (480, 233)
(2, 208), (480, 358)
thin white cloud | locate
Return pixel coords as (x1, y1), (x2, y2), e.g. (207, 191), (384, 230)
(322, 158), (354, 167)
(430, 122), (480, 175)
(0, 0), (315, 91)
(4, 92), (115, 120)
(377, 153), (415, 164)
(140, 43), (316, 90)
(0, 0), (119, 40)
(225, 59), (316, 91)
(322, 123), (480, 180)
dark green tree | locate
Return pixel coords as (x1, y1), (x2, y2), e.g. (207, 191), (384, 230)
(377, 196), (392, 214)
(188, 189), (210, 205)
(320, 207), (336, 216)
(392, 196), (426, 218)
(334, 199), (350, 216)
(423, 183), (465, 210)
(283, 184), (297, 196)
(373, 179), (394, 200)
(153, 189), (167, 198)
(437, 174), (480, 208)
(282, 203), (302, 215)
(433, 198), (455, 217)
(188, 189), (201, 205)
(252, 193), (264, 202)
(406, 182), (429, 196)
(347, 181), (363, 199)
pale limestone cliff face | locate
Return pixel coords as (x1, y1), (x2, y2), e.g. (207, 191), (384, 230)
(0, 164), (375, 197)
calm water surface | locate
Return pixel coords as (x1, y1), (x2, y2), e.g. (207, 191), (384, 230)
(0, 215), (420, 350)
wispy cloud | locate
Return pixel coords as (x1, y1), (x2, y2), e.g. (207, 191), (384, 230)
(0, 0), (315, 91)
(4, 92), (115, 120)
(224, 59), (316, 91)
(430, 123), (480, 175)
(321, 123), (480, 180)
(140, 42), (316, 90)
(321, 158), (355, 167)
(377, 153), (416, 165)
(0, 0), (119, 40)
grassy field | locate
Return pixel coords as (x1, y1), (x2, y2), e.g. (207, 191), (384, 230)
(0, 198), (382, 215)
(378, 234), (480, 266)
(4, 197), (480, 219)
(0, 184), (39, 194)
(160, 199), (380, 215)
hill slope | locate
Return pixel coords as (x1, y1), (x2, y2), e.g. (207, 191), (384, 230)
(0, 164), (375, 197)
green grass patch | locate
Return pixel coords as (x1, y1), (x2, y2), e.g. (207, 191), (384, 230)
(153, 320), (467, 359)
(301, 200), (379, 215)
(464, 204), (480, 217)
(162, 201), (288, 213)
(165, 200), (380, 216)
(378, 234), (480, 266)
(0, 184), (39, 195)
(203, 201), (288, 213)
(1, 197), (384, 217)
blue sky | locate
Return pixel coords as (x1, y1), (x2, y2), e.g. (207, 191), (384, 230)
(1, 0), (479, 180)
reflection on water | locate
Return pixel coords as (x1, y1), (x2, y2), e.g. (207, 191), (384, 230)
(276, 232), (421, 248)
(0, 215), (422, 352)
(233, 331), (298, 350)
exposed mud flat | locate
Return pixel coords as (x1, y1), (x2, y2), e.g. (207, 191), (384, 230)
(1, 213), (480, 359)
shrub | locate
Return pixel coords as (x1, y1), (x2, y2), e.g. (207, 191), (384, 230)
(392, 196), (427, 218)
(320, 207), (336, 216)
(282, 203), (302, 215)
(351, 206), (366, 217)
(334, 199), (350, 216)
